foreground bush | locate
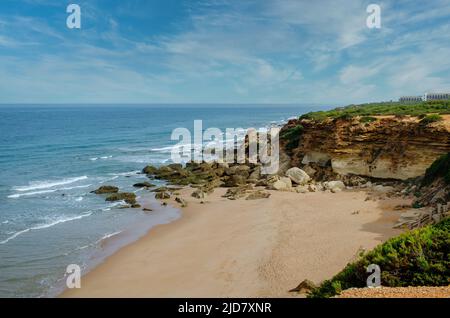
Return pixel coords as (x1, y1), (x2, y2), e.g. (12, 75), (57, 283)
(308, 218), (450, 298)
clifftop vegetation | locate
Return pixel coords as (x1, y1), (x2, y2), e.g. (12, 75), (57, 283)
(299, 100), (450, 121)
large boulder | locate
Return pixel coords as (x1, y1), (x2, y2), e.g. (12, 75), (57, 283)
(286, 168), (311, 185)
(91, 185), (119, 194)
(324, 181), (345, 193)
(272, 177), (292, 191)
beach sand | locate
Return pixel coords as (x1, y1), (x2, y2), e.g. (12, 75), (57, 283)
(62, 188), (407, 298)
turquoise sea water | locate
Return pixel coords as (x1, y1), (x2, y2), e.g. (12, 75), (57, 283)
(0, 105), (323, 297)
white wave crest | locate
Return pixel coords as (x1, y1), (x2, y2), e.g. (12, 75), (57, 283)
(13, 176), (88, 192)
(0, 212), (93, 245)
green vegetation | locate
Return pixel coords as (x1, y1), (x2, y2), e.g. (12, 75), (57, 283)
(420, 114), (444, 125)
(308, 217), (450, 298)
(280, 125), (303, 150)
(299, 101), (450, 121)
(360, 116), (378, 123)
(422, 153), (450, 186)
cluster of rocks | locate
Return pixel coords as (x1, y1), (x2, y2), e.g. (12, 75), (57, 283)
(91, 186), (141, 208)
(140, 162), (365, 202)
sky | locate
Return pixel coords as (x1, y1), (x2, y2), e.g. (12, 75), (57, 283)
(1, 0), (450, 105)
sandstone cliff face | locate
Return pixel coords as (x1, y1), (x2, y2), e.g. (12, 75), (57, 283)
(281, 116), (450, 180)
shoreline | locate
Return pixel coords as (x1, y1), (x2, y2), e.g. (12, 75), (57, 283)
(61, 187), (407, 298)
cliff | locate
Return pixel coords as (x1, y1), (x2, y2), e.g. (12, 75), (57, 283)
(280, 115), (450, 180)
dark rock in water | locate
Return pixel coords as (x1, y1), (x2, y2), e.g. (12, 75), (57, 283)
(143, 208), (153, 212)
(105, 192), (137, 205)
(92, 185), (119, 194)
(133, 182), (156, 188)
(289, 279), (317, 293)
(155, 191), (171, 200)
(131, 204), (141, 209)
(143, 165), (157, 175)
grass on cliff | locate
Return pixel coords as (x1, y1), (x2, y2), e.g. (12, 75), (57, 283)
(308, 217), (450, 298)
(421, 152), (450, 186)
(299, 100), (450, 121)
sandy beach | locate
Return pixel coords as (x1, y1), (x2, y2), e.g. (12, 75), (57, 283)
(62, 188), (407, 298)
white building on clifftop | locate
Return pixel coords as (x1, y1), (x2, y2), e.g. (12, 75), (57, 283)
(399, 92), (450, 102)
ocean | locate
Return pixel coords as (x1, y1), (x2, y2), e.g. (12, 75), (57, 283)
(0, 104), (324, 297)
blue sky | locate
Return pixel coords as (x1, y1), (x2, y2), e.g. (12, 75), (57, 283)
(1, 0), (450, 104)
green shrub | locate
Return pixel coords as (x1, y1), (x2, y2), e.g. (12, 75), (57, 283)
(420, 114), (443, 125)
(422, 153), (450, 186)
(308, 217), (450, 298)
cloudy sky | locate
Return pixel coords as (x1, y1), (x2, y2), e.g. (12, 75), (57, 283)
(1, 0), (450, 104)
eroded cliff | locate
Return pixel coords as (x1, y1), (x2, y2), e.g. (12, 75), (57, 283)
(280, 115), (450, 180)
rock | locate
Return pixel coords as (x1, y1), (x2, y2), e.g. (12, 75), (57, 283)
(143, 208), (153, 212)
(289, 279), (317, 293)
(168, 163), (183, 170)
(133, 182), (155, 188)
(105, 192), (137, 205)
(224, 175), (247, 187)
(246, 190), (271, 200)
(324, 181), (345, 193)
(223, 186), (252, 200)
(285, 167), (311, 185)
(142, 165), (157, 175)
(191, 189), (207, 199)
(155, 191), (170, 200)
(272, 180), (288, 191)
(248, 166), (261, 182)
(175, 197), (188, 207)
(373, 185), (395, 193)
(131, 204), (141, 209)
(308, 184), (318, 192)
(92, 186), (119, 194)
(295, 186), (309, 193)
(303, 165), (317, 177)
(361, 181), (373, 188)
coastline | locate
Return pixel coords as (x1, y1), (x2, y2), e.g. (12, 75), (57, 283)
(61, 187), (407, 298)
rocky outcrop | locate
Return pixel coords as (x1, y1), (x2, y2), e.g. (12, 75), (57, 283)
(91, 186), (119, 194)
(280, 116), (450, 180)
(105, 192), (138, 206)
